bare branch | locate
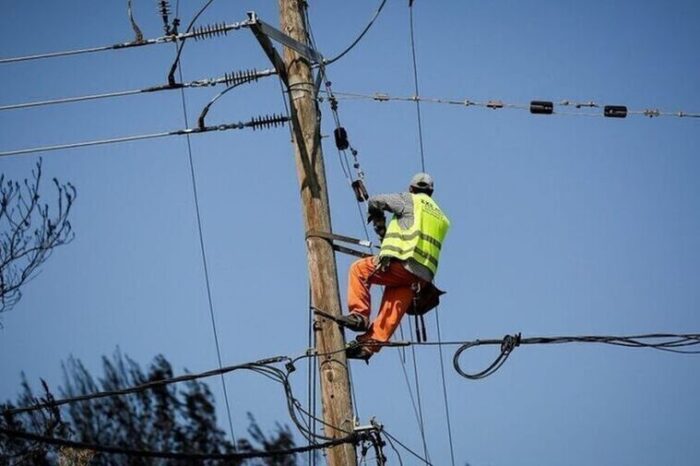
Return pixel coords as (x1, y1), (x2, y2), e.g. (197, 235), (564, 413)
(0, 158), (76, 318)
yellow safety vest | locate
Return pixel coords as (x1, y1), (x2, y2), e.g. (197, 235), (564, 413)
(379, 193), (450, 276)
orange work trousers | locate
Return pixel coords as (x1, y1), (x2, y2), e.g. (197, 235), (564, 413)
(347, 256), (426, 351)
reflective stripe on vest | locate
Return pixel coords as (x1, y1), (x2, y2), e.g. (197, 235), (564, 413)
(379, 193), (450, 275)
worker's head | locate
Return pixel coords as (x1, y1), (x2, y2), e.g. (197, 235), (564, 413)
(409, 172), (434, 196)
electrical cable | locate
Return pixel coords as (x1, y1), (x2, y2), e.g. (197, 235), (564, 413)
(0, 69), (276, 112)
(381, 431), (404, 466)
(433, 307), (456, 466)
(381, 429), (432, 466)
(2, 356), (292, 416)
(171, 10), (237, 443)
(196, 76), (260, 128)
(0, 426), (357, 461)
(408, 2), (426, 172)
(0, 115), (289, 157)
(167, 0), (216, 85)
(406, 318), (430, 463)
(325, 91), (700, 119)
(453, 332), (700, 380)
(324, 0), (388, 66)
(306, 286), (318, 466)
(0, 19), (252, 65)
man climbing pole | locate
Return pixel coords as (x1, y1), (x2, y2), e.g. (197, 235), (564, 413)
(339, 173), (451, 362)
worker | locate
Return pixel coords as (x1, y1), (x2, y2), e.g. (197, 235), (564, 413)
(338, 173), (450, 361)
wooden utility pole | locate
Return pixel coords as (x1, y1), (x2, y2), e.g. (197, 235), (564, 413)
(278, 1), (358, 466)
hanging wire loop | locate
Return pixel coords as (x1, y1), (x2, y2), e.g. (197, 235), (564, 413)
(453, 332), (700, 381)
(453, 334), (521, 380)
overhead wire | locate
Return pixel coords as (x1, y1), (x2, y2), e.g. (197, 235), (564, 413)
(404, 3), (436, 463)
(0, 69), (277, 112)
(167, 0), (217, 85)
(2, 356), (293, 416)
(406, 2), (456, 461)
(324, 91), (700, 119)
(382, 428), (433, 466)
(0, 115), (290, 158)
(0, 426), (357, 461)
(324, 0), (388, 66)
(408, 2), (426, 172)
(4, 332), (692, 415)
(173, 0), (236, 447)
(433, 307), (456, 466)
(405, 318), (430, 463)
(0, 18), (252, 65)
(452, 332), (700, 380)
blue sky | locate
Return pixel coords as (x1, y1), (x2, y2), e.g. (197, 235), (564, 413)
(1, 1), (699, 465)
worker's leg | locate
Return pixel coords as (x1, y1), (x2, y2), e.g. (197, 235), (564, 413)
(357, 261), (423, 351)
(358, 286), (414, 350)
(347, 256), (378, 324)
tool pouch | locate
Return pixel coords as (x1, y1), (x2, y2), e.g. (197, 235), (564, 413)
(408, 282), (446, 342)
(408, 282), (445, 316)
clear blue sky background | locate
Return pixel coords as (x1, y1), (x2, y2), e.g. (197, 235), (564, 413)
(1, 1), (699, 465)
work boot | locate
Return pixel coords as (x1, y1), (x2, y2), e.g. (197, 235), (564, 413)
(345, 341), (373, 363)
(336, 313), (368, 332)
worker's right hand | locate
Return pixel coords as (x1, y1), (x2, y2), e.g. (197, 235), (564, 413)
(373, 221), (386, 240)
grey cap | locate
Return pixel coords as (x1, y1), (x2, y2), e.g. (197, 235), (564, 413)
(410, 172), (434, 190)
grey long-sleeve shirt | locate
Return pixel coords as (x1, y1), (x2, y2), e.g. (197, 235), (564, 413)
(368, 192), (434, 282)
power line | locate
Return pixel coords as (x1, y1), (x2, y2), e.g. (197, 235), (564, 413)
(0, 426), (357, 461)
(167, 0), (218, 85)
(173, 38), (237, 446)
(408, 2), (426, 172)
(452, 333), (700, 380)
(324, 0), (388, 66)
(0, 68), (276, 112)
(382, 428), (433, 466)
(433, 308), (456, 466)
(0, 18), (253, 65)
(2, 355), (291, 416)
(324, 91), (700, 119)
(5, 332), (697, 416)
(0, 114), (289, 157)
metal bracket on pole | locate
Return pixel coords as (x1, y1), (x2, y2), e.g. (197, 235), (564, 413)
(248, 11), (323, 64)
(247, 11), (325, 90)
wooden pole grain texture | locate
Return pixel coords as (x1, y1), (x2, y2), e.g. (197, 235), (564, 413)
(278, 1), (359, 465)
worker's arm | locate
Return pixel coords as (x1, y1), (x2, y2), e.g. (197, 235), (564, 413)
(367, 193), (408, 218)
(367, 193), (410, 239)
